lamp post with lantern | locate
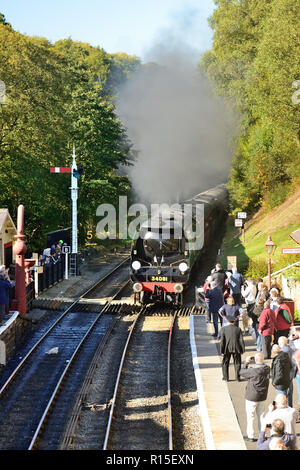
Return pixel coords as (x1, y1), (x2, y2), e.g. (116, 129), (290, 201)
(265, 235), (276, 290)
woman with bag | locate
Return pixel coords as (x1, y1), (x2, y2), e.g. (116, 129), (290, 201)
(274, 298), (294, 344)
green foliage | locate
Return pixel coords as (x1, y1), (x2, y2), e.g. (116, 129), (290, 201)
(201, 0), (300, 213)
(245, 258), (268, 279)
(0, 21), (138, 251)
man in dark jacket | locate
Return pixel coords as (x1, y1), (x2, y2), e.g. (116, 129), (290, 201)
(239, 353), (270, 441)
(219, 316), (245, 381)
(228, 267), (244, 305)
(211, 264), (227, 291)
(205, 281), (224, 338)
(271, 344), (293, 396)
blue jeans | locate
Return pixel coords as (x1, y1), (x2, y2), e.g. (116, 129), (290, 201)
(249, 326), (262, 351)
(212, 311), (222, 336)
(205, 301), (211, 322)
(256, 333), (262, 351)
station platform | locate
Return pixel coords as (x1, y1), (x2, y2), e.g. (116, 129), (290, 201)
(190, 315), (300, 451)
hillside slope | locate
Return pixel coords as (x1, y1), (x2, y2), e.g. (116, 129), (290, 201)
(219, 186), (300, 279)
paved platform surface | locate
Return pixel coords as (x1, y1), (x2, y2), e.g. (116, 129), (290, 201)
(190, 315), (300, 451)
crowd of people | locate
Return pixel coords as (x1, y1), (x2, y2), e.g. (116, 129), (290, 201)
(202, 263), (300, 450)
(39, 240), (66, 266)
(0, 265), (15, 325)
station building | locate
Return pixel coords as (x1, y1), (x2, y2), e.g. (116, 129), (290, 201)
(0, 209), (17, 268)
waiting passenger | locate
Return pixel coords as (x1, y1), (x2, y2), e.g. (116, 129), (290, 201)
(205, 280), (224, 338)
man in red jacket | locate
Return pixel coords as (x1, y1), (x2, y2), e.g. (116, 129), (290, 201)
(274, 298), (294, 344)
(258, 300), (276, 359)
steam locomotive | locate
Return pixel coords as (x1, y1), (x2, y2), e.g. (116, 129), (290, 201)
(130, 184), (228, 305)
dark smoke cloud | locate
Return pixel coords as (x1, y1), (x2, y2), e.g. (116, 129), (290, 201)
(116, 6), (235, 205)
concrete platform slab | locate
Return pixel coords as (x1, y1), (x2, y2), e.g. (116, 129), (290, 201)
(190, 315), (247, 450)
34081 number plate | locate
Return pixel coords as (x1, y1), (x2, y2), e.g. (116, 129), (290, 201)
(150, 276), (169, 282)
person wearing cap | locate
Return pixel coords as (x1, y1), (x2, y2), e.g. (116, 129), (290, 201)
(219, 315), (245, 381)
(205, 280), (225, 337)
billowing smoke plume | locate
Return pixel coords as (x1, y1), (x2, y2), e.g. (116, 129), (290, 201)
(116, 7), (234, 205)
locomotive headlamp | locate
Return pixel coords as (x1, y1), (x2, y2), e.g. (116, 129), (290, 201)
(132, 260), (141, 271)
(179, 262), (188, 272)
(133, 283), (143, 292)
(174, 284), (183, 293)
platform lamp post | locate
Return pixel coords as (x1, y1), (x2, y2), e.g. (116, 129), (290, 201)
(265, 235), (276, 290)
(13, 205), (27, 316)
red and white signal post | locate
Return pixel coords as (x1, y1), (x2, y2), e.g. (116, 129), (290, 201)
(50, 145), (82, 276)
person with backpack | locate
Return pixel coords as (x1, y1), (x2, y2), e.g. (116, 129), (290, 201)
(271, 344), (293, 397)
(274, 298), (294, 344)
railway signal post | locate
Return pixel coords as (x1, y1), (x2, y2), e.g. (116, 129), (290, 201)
(50, 145), (83, 277)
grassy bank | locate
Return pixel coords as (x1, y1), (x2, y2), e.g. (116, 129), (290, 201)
(217, 185), (300, 278)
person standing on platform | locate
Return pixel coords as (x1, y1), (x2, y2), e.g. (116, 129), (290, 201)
(203, 275), (213, 323)
(218, 296), (244, 327)
(205, 280), (224, 338)
(258, 300), (276, 359)
(0, 269), (14, 325)
(228, 267), (244, 305)
(239, 353), (270, 442)
(271, 344), (293, 397)
(257, 418), (296, 450)
(274, 298), (294, 343)
(211, 264), (227, 292)
(269, 287), (281, 312)
(241, 278), (257, 333)
(219, 315), (245, 381)
(292, 346), (300, 422)
(278, 336), (297, 408)
(262, 394), (297, 437)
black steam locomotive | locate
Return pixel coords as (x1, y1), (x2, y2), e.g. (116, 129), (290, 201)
(130, 184), (228, 304)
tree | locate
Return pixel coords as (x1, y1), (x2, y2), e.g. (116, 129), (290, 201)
(200, 0), (300, 213)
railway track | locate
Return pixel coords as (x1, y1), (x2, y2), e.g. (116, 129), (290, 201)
(102, 307), (190, 451)
(0, 257), (131, 450)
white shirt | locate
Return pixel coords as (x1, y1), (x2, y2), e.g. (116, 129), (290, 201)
(262, 406), (297, 435)
(241, 283), (257, 305)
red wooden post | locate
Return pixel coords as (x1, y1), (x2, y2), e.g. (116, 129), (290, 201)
(13, 205), (27, 315)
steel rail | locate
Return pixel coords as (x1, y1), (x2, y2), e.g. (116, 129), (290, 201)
(102, 308), (145, 450)
(59, 312), (120, 450)
(167, 311), (177, 450)
(0, 257), (130, 399)
(28, 279), (130, 450)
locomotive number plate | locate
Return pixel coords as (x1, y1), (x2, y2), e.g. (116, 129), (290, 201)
(150, 276), (169, 282)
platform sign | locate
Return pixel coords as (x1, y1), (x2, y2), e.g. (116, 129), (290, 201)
(235, 219), (243, 227)
(62, 245), (70, 280)
(281, 247), (300, 254)
(227, 256), (237, 270)
(237, 212), (247, 219)
(0, 80), (5, 104)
